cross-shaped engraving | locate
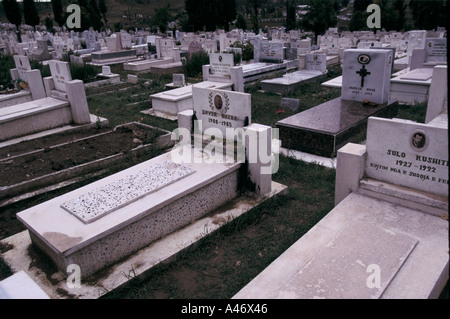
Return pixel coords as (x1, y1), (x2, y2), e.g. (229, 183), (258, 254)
(356, 65), (371, 87)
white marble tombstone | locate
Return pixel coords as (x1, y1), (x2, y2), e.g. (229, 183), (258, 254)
(48, 60), (72, 92)
(341, 49), (392, 104)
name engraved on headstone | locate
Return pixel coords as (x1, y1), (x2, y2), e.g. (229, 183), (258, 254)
(192, 87), (251, 138)
(425, 38), (447, 62)
(209, 53), (234, 76)
(365, 117), (448, 197)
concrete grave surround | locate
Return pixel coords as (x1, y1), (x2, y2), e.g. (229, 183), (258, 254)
(365, 117), (448, 197)
(17, 150), (243, 279)
(341, 49), (392, 104)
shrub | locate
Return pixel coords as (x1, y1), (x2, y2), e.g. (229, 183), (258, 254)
(69, 63), (100, 83)
(182, 50), (209, 78)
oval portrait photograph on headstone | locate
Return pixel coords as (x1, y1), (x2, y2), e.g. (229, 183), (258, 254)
(214, 93), (223, 110)
(410, 130), (428, 151)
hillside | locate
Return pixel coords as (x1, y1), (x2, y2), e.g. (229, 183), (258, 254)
(0, 0), (186, 30)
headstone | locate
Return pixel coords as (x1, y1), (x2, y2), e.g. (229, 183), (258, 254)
(48, 60), (72, 92)
(424, 38), (447, 63)
(70, 55), (84, 66)
(280, 98), (300, 113)
(341, 49), (392, 104)
(297, 38), (311, 54)
(158, 38), (175, 58)
(407, 30), (427, 56)
(173, 73), (185, 87)
(365, 117), (448, 197)
(120, 32), (132, 49)
(188, 40), (203, 57)
(259, 42), (284, 63)
(209, 53), (234, 77)
(31, 40), (51, 61)
(305, 53), (327, 72)
(127, 74), (138, 84)
(13, 55), (31, 81)
(102, 65), (111, 76)
(192, 87), (251, 138)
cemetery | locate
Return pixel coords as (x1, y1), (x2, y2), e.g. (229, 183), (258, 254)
(0, 0), (448, 302)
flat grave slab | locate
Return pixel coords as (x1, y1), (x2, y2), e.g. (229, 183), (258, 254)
(261, 70), (326, 94)
(233, 192), (449, 299)
(276, 97), (398, 157)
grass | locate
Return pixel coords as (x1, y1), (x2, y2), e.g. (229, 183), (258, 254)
(0, 57), (437, 297)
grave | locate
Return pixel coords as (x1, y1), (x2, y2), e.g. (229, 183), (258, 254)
(123, 37), (181, 73)
(165, 73), (187, 88)
(390, 38), (447, 105)
(276, 49), (398, 157)
(0, 60), (104, 142)
(1, 55), (46, 108)
(260, 53), (328, 94)
(145, 53), (241, 120)
(29, 40), (51, 61)
(84, 65), (121, 88)
(234, 69), (448, 299)
(90, 33), (138, 66)
(390, 67), (434, 104)
(4, 87), (285, 298)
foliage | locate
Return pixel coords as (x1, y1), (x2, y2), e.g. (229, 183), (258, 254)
(235, 13), (247, 31)
(98, 0), (108, 25)
(51, 0), (65, 27)
(349, 0), (447, 32)
(2, 0), (22, 28)
(182, 50), (209, 78)
(150, 4), (171, 33)
(23, 0), (40, 28)
(285, 1), (296, 31)
(300, 0), (337, 39)
(229, 41), (254, 62)
(62, 0), (103, 31)
(69, 62), (100, 83)
(185, 0), (236, 32)
(45, 16), (56, 34)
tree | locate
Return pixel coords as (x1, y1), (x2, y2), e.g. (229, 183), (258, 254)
(150, 4), (171, 33)
(51, 0), (65, 27)
(63, 0), (103, 31)
(98, 0), (108, 25)
(23, 0), (40, 29)
(380, 0), (399, 31)
(300, 0), (337, 39)
(348, 10), (366, 31)
(2, 0), (22, 29)
(402, 0), (414, 31)
(236, 13), (247, 31)
(285, 0), (296, 31)
(45, 16), (56, 34)
(185, 0), (237, 32)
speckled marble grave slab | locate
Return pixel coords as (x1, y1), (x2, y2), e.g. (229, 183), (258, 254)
(61, 160), (195, 224)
